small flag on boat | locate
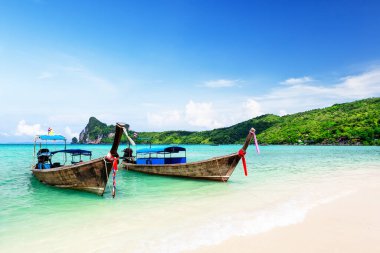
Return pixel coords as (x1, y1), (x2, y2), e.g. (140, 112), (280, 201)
(133, 132), (138, 139)
(48, 127), (54, 135)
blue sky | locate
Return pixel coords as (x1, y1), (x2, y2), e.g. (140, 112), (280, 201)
(1, 0), (380, 142)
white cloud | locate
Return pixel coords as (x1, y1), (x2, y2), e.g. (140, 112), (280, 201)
(334, 69), (380, 98)
(244, 99), (264, 118)
(203, 79), (241, 88)
(145, 99), (264, 131)
(280, 76), (314, 85)
(256, 68), (380, 115)
(147, 110), (182, 127)
(15, 120), (45, 136)
(3, 47), (380, 137)
(279, 110), (288, 116)
(65, 127), (79, 140)
(185, 100), (223, 129)
(0, 132), (10, 137)
(48, 114), (89, 125)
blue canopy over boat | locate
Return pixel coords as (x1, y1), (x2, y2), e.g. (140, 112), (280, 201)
(51, 149), (92, 156)
(36, 135), (66, 141)
(136, 146), (186, 154)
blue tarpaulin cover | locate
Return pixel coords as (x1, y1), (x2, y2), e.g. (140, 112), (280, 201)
(136, 146), (186, 154)
(51, 149), (92, 156)
(36, 135), (66, 141)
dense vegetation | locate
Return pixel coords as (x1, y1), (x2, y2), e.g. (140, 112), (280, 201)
(134, 114), (282, 144)
(79, 98), (380, 145)
(258, 98), (380, 145)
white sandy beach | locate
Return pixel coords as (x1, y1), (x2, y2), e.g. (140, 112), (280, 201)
(189, 173), (380, 253)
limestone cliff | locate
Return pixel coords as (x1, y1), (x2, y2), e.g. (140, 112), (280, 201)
(78, 117), (115, 144)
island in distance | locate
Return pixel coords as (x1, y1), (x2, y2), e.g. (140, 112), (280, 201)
(76, 97), (380, 146)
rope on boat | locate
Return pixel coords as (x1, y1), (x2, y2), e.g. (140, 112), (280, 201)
(238, 149), (248, 176)
(103, 158), (113, 193)
(251, 128), (260, 154)
(238, 128), (261, 176)
(105, 152), (119, 198)
(112, 158), (118, 198)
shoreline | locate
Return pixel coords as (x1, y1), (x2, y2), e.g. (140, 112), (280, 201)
(187, 181), (380, 253)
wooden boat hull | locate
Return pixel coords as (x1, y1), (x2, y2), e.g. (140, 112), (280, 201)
(32, 157), (113, 195)
(32, 122), (128, 196)
(122, 153), (242, 182)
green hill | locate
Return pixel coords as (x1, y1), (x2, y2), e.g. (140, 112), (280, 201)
(79, 98), (380, 145)
(258, 98), (380, 145)
(135, 114), (282, 144)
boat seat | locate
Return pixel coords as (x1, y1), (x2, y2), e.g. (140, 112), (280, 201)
(37, 162), (51, 169)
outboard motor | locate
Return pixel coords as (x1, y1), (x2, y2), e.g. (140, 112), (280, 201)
(36, 148), (51, 169)
(122, 148), (135, 163)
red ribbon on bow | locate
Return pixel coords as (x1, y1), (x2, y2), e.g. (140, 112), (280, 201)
(112, 157), (118, 171)
(112, 159), (118, 198)
(106, 152), (119, 198)
(238, 149), (248, 176)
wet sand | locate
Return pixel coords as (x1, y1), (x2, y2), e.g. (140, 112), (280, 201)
(188, 181), (380, 253)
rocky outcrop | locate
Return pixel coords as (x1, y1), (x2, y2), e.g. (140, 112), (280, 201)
(78, 117), (115, 144)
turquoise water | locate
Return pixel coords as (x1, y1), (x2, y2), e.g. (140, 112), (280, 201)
(0, 144), (379, 252)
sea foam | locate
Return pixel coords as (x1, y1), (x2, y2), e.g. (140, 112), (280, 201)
(134, 190), (355, 253)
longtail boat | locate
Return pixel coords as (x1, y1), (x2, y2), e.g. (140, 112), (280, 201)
(122, 128), (259, 181)
(32, 122), (127, 196)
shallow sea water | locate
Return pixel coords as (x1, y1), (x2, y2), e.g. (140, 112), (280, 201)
(0, 144), (379, 252)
